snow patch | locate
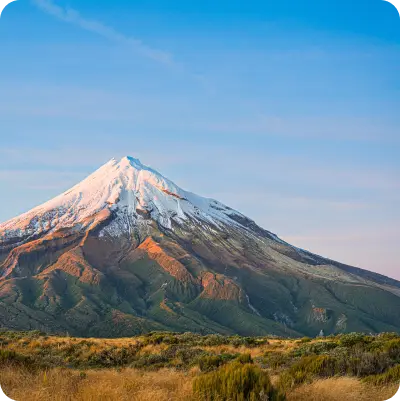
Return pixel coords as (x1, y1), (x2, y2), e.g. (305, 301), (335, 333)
(245, 294), (261, 316)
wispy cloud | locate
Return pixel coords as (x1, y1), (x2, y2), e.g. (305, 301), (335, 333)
(31, 0), (174, 66)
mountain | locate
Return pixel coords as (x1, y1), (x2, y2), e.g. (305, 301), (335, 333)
(1, 156), (400, 338)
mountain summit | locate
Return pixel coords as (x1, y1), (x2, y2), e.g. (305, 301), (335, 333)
(0, 156), (262, 249)
(1, 157), (399, 337)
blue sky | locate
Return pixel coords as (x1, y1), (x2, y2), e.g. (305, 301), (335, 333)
(0, 0), (399, 278)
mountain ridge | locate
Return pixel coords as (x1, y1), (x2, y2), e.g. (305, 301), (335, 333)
(1, 156), (399, 338)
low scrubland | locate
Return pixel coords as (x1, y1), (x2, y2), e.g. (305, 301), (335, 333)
(0, 330), (399, 400)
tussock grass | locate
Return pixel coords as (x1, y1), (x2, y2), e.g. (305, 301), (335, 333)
(363, 365), (400, 386)
(1, 366), (194, 401)
(286, 378), (399, 401)
(1, 330), (399, 400)
(3, 366), (396, 401)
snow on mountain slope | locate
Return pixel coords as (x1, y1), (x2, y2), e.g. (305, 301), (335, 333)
(0, 156), (253, 246)
(1, 155), (395, 290)
(1, 156), (400, 337)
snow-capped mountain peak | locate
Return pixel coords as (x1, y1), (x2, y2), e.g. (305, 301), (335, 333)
(2, 157), (400, 338)
(0, 156), (246, 246)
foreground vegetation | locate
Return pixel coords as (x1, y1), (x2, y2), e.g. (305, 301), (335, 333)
(0, 330), (399, 400)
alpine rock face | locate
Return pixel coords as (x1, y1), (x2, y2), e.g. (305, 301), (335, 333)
(1, 156), (399, 337)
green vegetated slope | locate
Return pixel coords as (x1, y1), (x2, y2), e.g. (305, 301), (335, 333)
(1, 215), (400, 338)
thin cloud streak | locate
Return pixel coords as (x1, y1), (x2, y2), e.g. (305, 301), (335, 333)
(31, 0), (174, 66)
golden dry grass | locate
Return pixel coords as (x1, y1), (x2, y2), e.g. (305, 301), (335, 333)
(287, 377), (399, 401)
(195, 339), (298, 358)
(2, 366), (398, 401)
(1, 333), (399, 401)
(12, 336), (140, 350)
(1, 367), (195, 401)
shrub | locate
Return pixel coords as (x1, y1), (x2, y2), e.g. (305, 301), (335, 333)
(229, 336), (246, 348)
(193, 362), (285, 401)
(143, 333), (171, 345)
(236, 353), (253, 364)
(131, 345), (209, 370)
(226, 336), (268, 348)
(87, 346), (140, 368)
(0, 349), (38, 370)
(241, 337), (259, 348)
(198, 355), (224, 372)
(363, 365), (400, 386)
(344, 351), (392, 377)
(292, 341), (338, 357)
(260, 351), (290, 369)
(197, 353), (238, 372)
(328, 346), (392, 377)
(338, 333), (372, 348)
(174, 346), (206, 365)
(377, 333), (400, 341)
(177, 332), (203, 345)
(384, 339), (400, 360)
(298, 337), (312, 344)
(278, 355), (337, 391)
(131, 353), (168, 370)
(279, 348), (396, 391)
(202, 334), (229, 347)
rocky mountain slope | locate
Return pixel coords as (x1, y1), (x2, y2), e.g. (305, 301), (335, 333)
(1, 156), (399, 337)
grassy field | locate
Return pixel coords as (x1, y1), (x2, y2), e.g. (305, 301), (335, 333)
(0, 331), (399, 400)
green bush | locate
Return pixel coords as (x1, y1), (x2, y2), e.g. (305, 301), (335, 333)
(338, 333), (372, 347)
(86, 346), (140, 368)
(260, 351), (291, 369)
(193, 362), (285, 401)
(278, 355), (337, 390)
(202, 334), (230, 347)
(131, 353), (168, 370)
(236, 353), (253, 364)
(344, 351), (392, 377)
(279, 348), (396, 391)
(0, 349), (38, 370)
(229, 336), (248, 348)
(328, 346), (392, 377)
(131, 345), (209, 370)
(298, 337), (312, 344)
(384, 339), (400, 360)
(198, 355), (224, 372)
(292, 341), (339, 357)
(177, 332), (204, 345)
(363, 365), (400, 386)
(240, 337), (258, 348)
(377, 333), (400, 341)
(197, 353), (238, 372)
(142, 332), (179, 345)
(225, 336), (268, 348)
